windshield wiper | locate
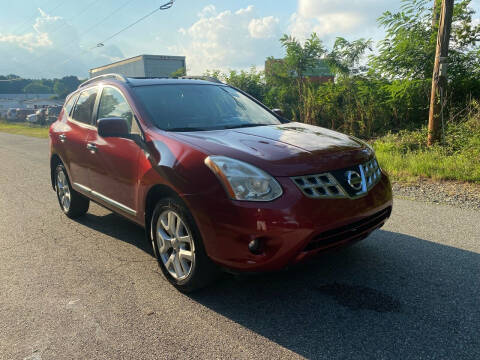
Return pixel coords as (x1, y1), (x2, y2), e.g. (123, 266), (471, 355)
(166, 124), (272, 132)
(166, 127), (208, 132)
(222, 123), (271, 130)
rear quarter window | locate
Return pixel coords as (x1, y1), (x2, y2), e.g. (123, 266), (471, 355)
(63, 94), (78, 119)
(71, 87), (98, 125)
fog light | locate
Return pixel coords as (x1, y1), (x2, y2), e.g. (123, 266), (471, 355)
(248, 238), (263, 255)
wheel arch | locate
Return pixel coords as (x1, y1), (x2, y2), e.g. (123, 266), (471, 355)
(50, 153), (63, 190)
(144, 184), (183, 230)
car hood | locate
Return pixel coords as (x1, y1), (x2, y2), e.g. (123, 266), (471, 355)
(170, 122), (373, 176)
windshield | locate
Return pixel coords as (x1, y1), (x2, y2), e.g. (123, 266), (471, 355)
(133, 84), (281, 131)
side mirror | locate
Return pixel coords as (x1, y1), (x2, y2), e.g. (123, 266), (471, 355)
(97, 117), (129, 138)
(272, 108), (284, 117)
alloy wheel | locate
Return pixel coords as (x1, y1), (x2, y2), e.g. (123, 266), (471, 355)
(156, 210), (195, 280)
(56, 170), (71, 212)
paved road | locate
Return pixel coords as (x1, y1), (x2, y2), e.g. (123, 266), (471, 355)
(0, 133), (479, 360)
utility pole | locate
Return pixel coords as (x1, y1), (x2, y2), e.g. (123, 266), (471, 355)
(428, 0), (454, 146)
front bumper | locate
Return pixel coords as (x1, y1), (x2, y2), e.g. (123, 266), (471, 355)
(184, 171), (393, 272)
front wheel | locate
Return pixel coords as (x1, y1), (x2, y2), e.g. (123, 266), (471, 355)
(55, 164), (89, 218)
(151, 197), (218, 292)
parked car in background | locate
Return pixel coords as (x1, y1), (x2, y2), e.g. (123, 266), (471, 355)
(26, 113), (37, 123)
(16, 109), (36, 122)
(25, 107), (59, 124)
(6, 108), (17, 121)
(46, 105), (62, 117)
(49, 74), (393, 292)
(6, 108), (35, 122)
(47, 105), (62, 124)
(34, 108), (47, 124)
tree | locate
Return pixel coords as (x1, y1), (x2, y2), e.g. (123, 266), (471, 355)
(222, 68), (265, 101)
(202, 68), (266, 102)
(279, 33), (326, 124)
(280, 33), (326, 79)
(371, 0), (480, 81)
(53, 76), (81, 99)
(23, 82), (51, 94)
(170, 67), (186, 77)
(326, 37), (373, 77)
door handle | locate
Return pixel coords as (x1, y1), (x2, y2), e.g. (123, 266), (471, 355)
(59, 134), (67, 143)
(86, 143), (98, 153)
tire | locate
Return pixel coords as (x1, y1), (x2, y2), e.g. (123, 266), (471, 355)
(151, 197), (218, 293)
(55, 164), (89, 219)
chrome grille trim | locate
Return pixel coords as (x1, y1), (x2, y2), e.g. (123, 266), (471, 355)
(291, 173), (347, 199)
(363, 158), (382, 190)
(291, 158), (382, 199)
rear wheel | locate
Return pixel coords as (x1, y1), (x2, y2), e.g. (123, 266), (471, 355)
(151, 197), (218, 292)
(55, 164), (89, 218)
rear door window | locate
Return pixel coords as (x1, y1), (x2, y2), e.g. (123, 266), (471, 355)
(71, 87), (98, 125)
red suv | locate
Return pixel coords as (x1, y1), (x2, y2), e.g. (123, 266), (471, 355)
(50, 74), (392, 292)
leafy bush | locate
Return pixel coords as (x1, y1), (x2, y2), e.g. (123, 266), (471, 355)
(373, 102), (480, 182)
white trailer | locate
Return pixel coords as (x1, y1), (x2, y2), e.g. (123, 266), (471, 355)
(89, 54), (186, 78)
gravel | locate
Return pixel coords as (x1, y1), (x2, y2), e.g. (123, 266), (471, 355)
(393, 179), (480, 210)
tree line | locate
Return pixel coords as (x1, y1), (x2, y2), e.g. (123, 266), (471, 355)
(2, 0), (478, 140)
(208, 0), (480, 139)
(0, 75), (82, 98)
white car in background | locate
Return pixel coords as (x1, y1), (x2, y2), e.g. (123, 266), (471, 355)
(26, 113), (37, 123)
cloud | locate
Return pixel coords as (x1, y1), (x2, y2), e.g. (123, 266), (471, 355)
(170, 5), (282, 74)
(0, 8), (123, 78)
(289, 0), (395, 43)
(248, 16), (280, 39)
(0, 32), (51, 52)
(197, 4), (216, 18)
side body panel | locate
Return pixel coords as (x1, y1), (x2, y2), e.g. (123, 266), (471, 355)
(50, 96), (93, 188)
(86, 133), (142, 217)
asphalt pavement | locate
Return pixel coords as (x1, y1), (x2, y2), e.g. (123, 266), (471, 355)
(0, 132), (479, 360)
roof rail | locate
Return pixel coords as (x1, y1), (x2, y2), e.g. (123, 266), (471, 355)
(78, 73), (128, 89)
(180, 76), (223, 84)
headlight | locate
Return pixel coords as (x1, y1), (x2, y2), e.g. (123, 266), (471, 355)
(205, 156), (283, 201)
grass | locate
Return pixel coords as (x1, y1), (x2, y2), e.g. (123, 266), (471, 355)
(1, 109), (479, 184)
(0, 119), (49, 138)
(373, 109), (480, 183)
(375, 144), (480, 183)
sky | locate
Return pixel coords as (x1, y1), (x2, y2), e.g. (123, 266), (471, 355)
(0, 0), (479, 79)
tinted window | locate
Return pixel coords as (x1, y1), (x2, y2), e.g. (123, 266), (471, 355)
(133, 84), (281, 131)
(97, 87), (134, 131)
(63, 94), (77, 117)
(72, 87), (97, 125)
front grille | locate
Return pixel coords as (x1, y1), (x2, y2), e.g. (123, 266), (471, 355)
(292, 158), (382, 199)
(363, 158), (382, 189)
(291, 173), (347, 199)
(304, 206), (392, 252)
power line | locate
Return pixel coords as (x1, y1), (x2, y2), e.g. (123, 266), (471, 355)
(7, 0), (97, 78)
(11, 0), (66, 35)
(46, 0), (99, 38)
(93, 0), (175, 48)
(77, 0), (135, 38)
(16, 0), (135, 78)
(58, 0), (176, 69)
(9, 0), (176, 78)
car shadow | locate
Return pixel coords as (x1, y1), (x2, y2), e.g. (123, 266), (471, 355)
(74, 212), (154, 256)
(190, 230), (480, 359)
(72, 213), (480, 359)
